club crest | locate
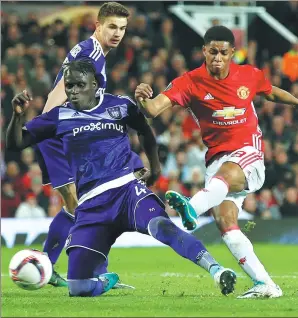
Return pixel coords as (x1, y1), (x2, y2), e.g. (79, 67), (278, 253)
(107, 106), (122, 120)
(237, 86), (250, 99)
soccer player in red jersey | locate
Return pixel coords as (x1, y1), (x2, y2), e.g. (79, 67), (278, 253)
(135, 25), (298, 298)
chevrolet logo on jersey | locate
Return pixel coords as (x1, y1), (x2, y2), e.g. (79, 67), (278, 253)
(212, 107), (246, 119)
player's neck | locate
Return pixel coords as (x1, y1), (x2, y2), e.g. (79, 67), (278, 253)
(92, 32), (111, 56)
(206, 66), (230, 80)
(81, 99), (98, 111)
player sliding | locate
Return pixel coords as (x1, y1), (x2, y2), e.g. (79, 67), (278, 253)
(35, 2), (145, 287)
(7, 59), (236, 297)
(135, 25), (298, 299)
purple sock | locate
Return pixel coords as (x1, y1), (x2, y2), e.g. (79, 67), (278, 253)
(68, 279), (105, 297)
(148, 216), (220, 273)
(43, 208), (74, 264)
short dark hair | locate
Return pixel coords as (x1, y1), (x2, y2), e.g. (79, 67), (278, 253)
(97, 2), (129, 22)
(63, 59), (96, 78)
(204, 25), (235, 47)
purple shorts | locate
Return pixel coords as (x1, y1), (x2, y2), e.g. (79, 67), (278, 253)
(65, 179), (168, 257)
(36, 138), (74, 189)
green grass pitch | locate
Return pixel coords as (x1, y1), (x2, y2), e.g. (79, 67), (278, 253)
(2, 244), (298, 317)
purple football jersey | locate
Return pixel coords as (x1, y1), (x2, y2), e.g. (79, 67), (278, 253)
(26, 94), (144, 201)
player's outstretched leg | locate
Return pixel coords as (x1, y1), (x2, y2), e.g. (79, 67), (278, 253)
(214, 201), (282, 299)
(148, 216), (236, 295)
(222, 227), (282, 299)
(43, 207), (73, 287)
(67, 247), (118, 297)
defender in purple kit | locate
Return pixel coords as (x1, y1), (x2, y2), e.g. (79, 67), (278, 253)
(35, 2), (143, 287)
(7, 60), (237, 297)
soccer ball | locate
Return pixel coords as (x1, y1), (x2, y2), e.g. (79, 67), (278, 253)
(9, 249), (53, 290)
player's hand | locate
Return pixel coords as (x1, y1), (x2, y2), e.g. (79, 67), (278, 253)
(134, 167), (150, 182)
(145, 169), (161, 187)
(134, 167), (160, 187)
(11, 90), (32, 116)
(135, 83), (153, 105)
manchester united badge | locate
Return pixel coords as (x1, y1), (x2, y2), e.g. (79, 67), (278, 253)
(237, 86), (250, 99)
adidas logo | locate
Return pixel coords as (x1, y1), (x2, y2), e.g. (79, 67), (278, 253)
(71, 111), (80, 117)
(204, 93), (214, 100)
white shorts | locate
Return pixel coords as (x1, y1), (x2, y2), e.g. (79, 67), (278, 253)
(205, 146), (265, 212)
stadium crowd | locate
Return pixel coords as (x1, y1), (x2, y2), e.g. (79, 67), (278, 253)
(1, 2), (298, 220)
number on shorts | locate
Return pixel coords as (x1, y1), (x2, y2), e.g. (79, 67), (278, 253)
(231, 150), (246, 158)
(135, 186), (147, 196)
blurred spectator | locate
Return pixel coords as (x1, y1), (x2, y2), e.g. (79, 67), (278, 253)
(163, 149), (190, 183)
(240, 193), (257, 220)
(1, 180), (21, 217)
(52, 19), (67, 47)
(21, 162), (42, 189)
(267, 116), (293, 150)
(67, 23), (81, 51)
(4, 161), (27, 198)
(288, 133), (298, 165)
(258, 189), (281, 220)
(282, 42), (298, 82)
(15, 192), (47, 218)
(184, 166), (204, 191)
(19, 147), (35, 174)
(265, 150), (295, 189)
(79, 13), (96, 39)
(263, 138), (273, 166)
(190, 47), (205, 69)
(168, 53), (188, 79)
(31, 176), (50, 212)
(280, 187), (298, 217)
(23, 21), (43, 46)
(153, 17), (177, 56)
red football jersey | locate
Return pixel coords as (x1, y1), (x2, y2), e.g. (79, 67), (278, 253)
(162, 62), (272, 164)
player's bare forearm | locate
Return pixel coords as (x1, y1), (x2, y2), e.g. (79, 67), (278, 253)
(6, 113), (32, 150)
(135, 83), (172, 118)
(137, 99), (159, 118)
(264, 86), (298, 107)
(6, 91), (35, 150)
(43, 78), (67, 113)
(138, 126), (161, 185)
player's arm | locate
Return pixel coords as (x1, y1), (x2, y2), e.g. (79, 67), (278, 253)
(126, 109), (161, 186)
(255, 67), (298, 107)
(6, 91), (57, 150)
(134, 84), (173, 118)
(263, 86), (298, 107)
(135, 75), (192, 118)
(6, 91), (35, 149)
(43, 77), (67, 113)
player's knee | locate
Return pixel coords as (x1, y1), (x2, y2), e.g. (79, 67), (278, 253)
(68, 279), (96, 297)
(216, 162), (246, 192)
(148, 216), (174, 238)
